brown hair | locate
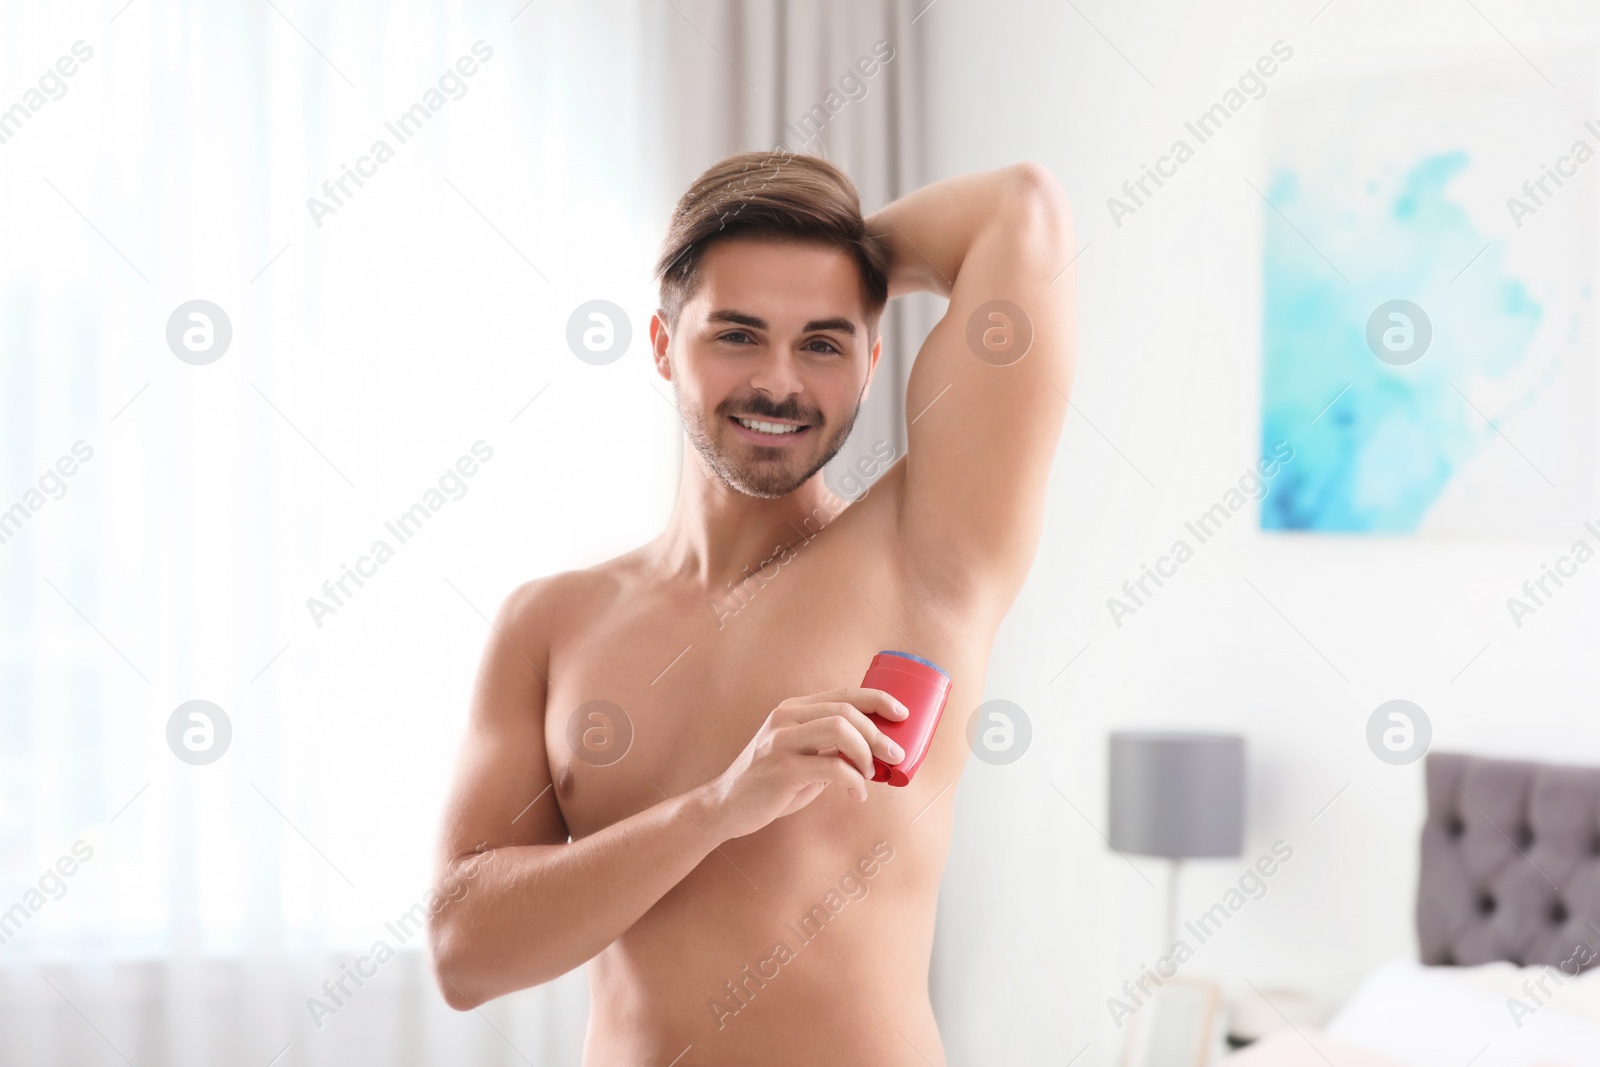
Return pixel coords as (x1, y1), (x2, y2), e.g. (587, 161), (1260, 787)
(654, 150), (889, 332)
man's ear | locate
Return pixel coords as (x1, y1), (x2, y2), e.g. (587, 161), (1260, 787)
(860, 331), (882, 401)
(649, 310), (672, 380)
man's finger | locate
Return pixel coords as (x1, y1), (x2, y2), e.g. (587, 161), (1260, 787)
(797, 687), (909, 722)
(783, 717), (875, 780)
(798, 753), (869, 802)
(790, 701), (904, 765)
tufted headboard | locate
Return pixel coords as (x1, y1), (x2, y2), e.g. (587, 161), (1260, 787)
(1418, 751), (1600, 971)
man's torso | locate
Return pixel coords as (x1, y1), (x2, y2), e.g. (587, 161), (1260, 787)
(540, 463), (1005, 1065)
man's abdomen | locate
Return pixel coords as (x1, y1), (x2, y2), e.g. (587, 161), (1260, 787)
(582, 807), (949, 1066)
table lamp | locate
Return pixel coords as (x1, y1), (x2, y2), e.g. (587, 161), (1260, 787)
(1108, 731), (1245, 951)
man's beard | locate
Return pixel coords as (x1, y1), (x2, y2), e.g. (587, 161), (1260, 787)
(676, 386), (863, 499)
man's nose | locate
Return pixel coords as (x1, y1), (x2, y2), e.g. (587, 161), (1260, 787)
(747, 348), (804, 402)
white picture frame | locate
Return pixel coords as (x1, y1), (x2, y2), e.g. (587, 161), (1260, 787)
(1120, 978), (1222, 1067)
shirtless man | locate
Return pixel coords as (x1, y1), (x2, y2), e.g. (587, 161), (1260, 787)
(428, 151), (1074, 1065)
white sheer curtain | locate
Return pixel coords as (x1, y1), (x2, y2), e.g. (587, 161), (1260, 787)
(1, 2), (670, 1063)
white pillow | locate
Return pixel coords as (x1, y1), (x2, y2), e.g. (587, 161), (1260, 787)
(1326, 958), (1600, 1067)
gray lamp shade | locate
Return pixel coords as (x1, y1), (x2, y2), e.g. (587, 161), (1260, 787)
(1108, 731), (1245, 858)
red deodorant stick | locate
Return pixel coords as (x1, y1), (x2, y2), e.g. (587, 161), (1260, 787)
(861, 650), (952, 787)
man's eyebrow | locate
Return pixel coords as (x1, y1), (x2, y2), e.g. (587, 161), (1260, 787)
(802, 317), (856, 336)
(707, 309), (767, 329)
(706, 310), (857, 336)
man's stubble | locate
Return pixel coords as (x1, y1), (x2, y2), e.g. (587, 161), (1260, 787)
(673, 376), (868, 500)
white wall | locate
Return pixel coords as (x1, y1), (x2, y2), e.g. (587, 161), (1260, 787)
(920, 2), (1600, 1063)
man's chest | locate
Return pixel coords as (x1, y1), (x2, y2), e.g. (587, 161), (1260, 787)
(541, 535), (952, 838)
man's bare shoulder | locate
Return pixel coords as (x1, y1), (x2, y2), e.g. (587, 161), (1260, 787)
(494, 548), (655, 642)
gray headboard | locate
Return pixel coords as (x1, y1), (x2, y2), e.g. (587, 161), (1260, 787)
(1418, 751), (1600, 971)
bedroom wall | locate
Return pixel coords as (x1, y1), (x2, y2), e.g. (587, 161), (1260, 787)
(916, 1), (1600, 1063)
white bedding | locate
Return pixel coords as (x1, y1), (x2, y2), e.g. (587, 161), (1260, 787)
(1318, 958), (1600, 1067)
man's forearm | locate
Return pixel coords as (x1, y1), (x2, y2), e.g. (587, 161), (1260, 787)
(430, 783), (728, 1009)
(865, 164), (1045, 300)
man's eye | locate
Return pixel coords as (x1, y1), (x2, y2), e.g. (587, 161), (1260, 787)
(805, 339), (841, 354)
(720, 331), (755, 345)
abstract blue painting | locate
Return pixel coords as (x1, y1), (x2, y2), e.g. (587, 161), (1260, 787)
(1260, 64), (1592, 536)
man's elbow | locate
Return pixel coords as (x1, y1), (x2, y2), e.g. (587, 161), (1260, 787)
(438, 977), (480, 1013)
(1003, 161), (1074, 251)
(428, 913), (567, 1010)
(429, 919), (487, 1011)
(1009, 161), (1070, 212)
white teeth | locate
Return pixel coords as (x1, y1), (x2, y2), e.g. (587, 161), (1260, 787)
(737, 417), (802, 435)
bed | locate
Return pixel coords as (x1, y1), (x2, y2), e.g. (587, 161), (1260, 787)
(1222, 751), (1600, 1066)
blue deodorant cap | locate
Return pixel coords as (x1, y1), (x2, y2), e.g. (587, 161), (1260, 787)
(876, 649), (950, 678)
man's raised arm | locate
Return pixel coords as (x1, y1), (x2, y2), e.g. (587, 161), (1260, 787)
(867, 163), (1076, 611)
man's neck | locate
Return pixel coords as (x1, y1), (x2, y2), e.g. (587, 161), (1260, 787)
(652, 451), (845, 590)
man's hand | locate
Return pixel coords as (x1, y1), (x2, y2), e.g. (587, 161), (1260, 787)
(703, 688), (909, 840)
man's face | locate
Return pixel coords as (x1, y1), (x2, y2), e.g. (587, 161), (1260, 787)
(653, 237), (880, 499)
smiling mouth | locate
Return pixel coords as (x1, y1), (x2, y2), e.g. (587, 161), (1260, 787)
(729, 415), (813, 439)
